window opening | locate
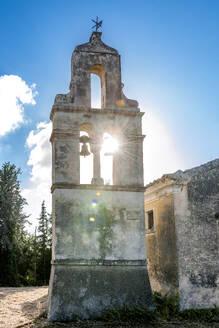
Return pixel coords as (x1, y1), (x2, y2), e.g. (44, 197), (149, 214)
(91, 74), (101, 109)
(80, 131), (93, 184)
(147, 210), (154, 231)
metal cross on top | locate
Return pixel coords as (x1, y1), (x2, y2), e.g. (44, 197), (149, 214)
(91, 16), (103, 32)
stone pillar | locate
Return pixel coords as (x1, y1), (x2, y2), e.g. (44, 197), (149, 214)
(136, 135), (145, 186)
(117, 134), (129, 185)
(118, 135), (144, 186)
(91, 139), (104, 185)
(51, 129), (80, 185)
(112, 153), (119, 185)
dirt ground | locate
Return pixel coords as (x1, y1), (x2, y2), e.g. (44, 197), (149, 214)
(0, 287), (218, 328)
(0, 286), (48, 328)
(26, 319), (219, 328)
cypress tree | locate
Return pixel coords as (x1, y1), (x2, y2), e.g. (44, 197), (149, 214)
(0, 162), (28, 286)
(37, 201), (51, 285)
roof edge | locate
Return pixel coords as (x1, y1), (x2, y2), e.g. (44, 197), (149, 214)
(145, 158), (219, 188)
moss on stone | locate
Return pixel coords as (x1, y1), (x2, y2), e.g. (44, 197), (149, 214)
(95, 204), (114, 258)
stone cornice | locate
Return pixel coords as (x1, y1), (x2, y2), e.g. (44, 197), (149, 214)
(126, 135), (145, 141)
(50, 105), (144, 120)
(50, 129), (145, 142)
(52, 259), (147, 266)
(51, 183), (146, 193)
(50, 129), (79, 142)
(145, 180), (186, 204)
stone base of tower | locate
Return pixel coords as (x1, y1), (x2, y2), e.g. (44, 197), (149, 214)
(48, 186), (154, 321)
(48, 262), (154, 321)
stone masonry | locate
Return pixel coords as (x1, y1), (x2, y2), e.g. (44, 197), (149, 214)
(145, 159), (219, 310)
(48, 31), (154, 321)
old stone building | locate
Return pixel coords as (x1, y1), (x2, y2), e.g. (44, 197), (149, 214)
(48, 29), (154, 321)
(145, 158), (219, 309)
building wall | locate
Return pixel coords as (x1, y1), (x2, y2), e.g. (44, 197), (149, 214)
(49, 187), (154, 320)
(145, 193), (178, 294)
(175, 168), (219, 309)
(53, 188), (147, 261)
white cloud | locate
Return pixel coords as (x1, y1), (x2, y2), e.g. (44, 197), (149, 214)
(22, 122), (52, 230)
(142, 111), (186, 184)
(0, 75), (37, 136)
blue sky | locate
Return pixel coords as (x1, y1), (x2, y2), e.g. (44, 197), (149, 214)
(0, 0), (218, 225)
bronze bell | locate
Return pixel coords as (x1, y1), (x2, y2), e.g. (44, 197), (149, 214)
(80, 143), (90, 157)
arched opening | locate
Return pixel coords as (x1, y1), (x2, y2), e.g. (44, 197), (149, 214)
(91, 74), (101, 108)
(90, 64), (105, 109)
(80, 131), (93, 184)
(100, 132), (119, 185)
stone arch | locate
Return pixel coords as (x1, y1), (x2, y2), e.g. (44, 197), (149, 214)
(80, 122), (94, 137)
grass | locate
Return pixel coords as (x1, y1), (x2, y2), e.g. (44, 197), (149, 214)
(33, 292), (219, 328)
(101, 306), (157, 324)
(99, 292), (219, 325)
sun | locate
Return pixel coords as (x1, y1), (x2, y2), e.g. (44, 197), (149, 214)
(101, 133), (119, 154)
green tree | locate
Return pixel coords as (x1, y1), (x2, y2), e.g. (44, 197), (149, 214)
(37, 201), (52, 285)
(17, 232), (36, 285)
(0, 162), (28, 286)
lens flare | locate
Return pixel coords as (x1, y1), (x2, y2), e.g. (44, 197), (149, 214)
(92, 199), (98, 207)
(101, 134), (119, 154)
(89, 217), (95, 222)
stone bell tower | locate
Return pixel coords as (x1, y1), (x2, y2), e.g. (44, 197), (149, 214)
(48, 28), (154, 321)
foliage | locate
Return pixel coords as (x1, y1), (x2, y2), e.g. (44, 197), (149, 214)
(96, 204), (114, 258)
(179, 306), (219, 323)
(0, 162), (28, 286)
(154, 292), (219, 323)
(100, 293), (219, 325)
(0, 162), (51, 286)
(154, 291), (179, 320)
(101, 306), (156, 324)
(36, 201), (52, 285)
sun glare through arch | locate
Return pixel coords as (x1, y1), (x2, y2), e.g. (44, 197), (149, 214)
(100, 132), (119, 185)
(101, 132), (119, 155)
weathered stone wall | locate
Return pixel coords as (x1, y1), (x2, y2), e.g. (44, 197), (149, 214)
(49, 264), (152, 320)
(145, 193), (178, 294)
(48, 187), (154, 320)
(71, 32), (121, 109)
(53, 188), (146, 261)
(71, 52), (121, 108)
(145, 159), (219, 309)
(175, 166), (219, 309)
